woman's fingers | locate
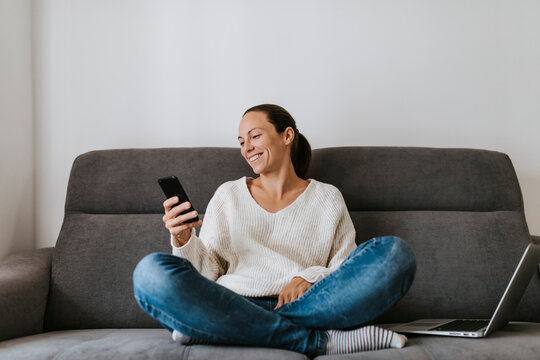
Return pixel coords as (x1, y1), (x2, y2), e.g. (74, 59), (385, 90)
(169, 219), (203, 239)
(166, 209), (198, 228)
(275, 296), (284, 310)
(162, 199), (191, 222)
(165, 213), (200, 236)
(167, 219), (198, 239)
(162, 197), (202, 240)
(163, 197), (203, 245)
(163, 196), (179, 212)
(274, 277), (313, 310)
(163, 198), (192, 218)
(290, 291), (300, 303)
(274, 290), (293, 310)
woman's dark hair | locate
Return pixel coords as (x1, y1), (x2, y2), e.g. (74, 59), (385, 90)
(243, 104), (312, 179)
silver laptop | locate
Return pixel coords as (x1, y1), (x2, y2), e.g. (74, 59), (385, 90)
(387, 243), (540, 338)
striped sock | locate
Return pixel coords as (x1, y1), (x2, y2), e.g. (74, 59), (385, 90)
(325, 325), (407, 354)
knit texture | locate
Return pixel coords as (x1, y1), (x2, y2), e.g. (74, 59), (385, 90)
(171, 176), (357, 297)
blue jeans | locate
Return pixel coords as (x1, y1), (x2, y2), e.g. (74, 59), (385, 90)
(132, 235), (416, 358)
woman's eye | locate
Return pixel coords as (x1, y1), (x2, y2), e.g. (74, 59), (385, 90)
(253, 135), (260, 138)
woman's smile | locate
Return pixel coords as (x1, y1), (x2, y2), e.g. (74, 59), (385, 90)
(249, 153), (264, 163)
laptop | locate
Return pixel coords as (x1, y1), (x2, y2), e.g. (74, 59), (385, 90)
(386, 243), (540, 338)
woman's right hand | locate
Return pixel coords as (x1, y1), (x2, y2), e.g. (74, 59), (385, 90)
(163, 196), (203, 247)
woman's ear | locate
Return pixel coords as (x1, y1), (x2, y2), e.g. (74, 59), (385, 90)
(283, 126), (295, 145)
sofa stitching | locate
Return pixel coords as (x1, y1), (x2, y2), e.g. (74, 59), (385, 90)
(182, 343), (190, 360)
(412, 340), (436, 360)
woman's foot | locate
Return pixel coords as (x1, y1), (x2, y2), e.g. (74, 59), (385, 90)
(172, 330), (209, 345)
(325, 325), (407, 354)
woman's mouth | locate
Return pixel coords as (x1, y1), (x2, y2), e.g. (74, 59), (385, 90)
(249, 153), (263, 163)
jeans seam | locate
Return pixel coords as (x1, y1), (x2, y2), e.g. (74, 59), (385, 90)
(342, 237), (381, 265)
(315, 331), (320, 356)
(316, 330), (328, 356)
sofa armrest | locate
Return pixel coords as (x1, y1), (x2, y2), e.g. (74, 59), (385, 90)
(0, 247), (54, 341)
(533, 236), (540, 278)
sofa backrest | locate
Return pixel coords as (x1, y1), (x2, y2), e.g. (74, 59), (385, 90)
(309, 147), (538, 324)
(44, 147), (539, 331)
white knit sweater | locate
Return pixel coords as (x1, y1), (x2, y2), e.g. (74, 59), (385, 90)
(170, 176), (357, 297)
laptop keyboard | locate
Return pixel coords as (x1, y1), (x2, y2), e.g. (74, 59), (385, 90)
(430, 320), (490, 332)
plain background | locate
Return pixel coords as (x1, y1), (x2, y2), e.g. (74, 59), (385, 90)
(1, 0), (539, 257)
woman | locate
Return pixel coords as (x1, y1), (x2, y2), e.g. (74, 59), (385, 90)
(132, 104), (417, 357)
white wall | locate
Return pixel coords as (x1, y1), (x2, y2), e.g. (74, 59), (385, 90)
(0, 0), (34, 257)
(28, 0), (540, 249)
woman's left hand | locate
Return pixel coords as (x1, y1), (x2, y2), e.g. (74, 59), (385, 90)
(274, 276), (313, 310)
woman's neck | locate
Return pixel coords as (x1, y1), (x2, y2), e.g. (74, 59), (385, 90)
(250, 170), (308, 201)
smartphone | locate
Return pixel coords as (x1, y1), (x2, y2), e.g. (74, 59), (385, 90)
(158, 175), (200, 223)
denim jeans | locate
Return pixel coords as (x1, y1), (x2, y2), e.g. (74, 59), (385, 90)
(132, 235), (416, 358)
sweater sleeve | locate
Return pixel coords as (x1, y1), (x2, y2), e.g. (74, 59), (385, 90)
(170, 188), (229, 281)
(294, 189), (357, 284)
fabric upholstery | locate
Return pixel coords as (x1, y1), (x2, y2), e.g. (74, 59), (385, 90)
(315, 322), (540, 360)
(396, 322), (540, 360)
(309, 147), (523, 212)
(2, 323), (540, 360)
(63, 147), (253, 214)
(0, 248), (53, 341)
(45, 214), (171, 330)
(0, 329), (309, 360)
(43, 147), (538, 339)
(353, 211), (539, 324)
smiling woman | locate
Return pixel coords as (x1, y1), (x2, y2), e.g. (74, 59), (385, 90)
(238, 104), (311, 181)
(237, 105), (313, 214)
(133, 104), (417, 357)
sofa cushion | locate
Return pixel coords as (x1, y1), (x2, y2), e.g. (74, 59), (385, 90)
(45, 148), (252, 330)
(309, 147), (523, 212)
(2, 323), (540, 360)
(45, 214), (171, 329)
(44, 147), (538, 331)
(352, 211), (540, 324)
(308, 147), (539, 324)
(315, 322), (540, 359)
(61, 147), (253, 214)
(0, 329), (309, 360)
(400, 321), (540, 360)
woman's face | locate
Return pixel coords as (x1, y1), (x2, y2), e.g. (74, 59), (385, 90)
(238, 111), (294, 175)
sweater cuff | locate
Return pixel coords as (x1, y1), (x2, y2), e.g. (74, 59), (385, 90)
(170, 228), (197, 256)
(294, 266), (332, 284)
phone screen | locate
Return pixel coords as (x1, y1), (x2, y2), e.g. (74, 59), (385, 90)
(158, 175), (199, 223)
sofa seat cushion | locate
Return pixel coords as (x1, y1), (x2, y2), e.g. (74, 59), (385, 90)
(0, 329), (308, 360)
(1, 323), (539, 360)
(315, 322), (540, 360)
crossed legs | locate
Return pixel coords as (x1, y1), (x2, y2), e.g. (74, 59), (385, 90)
(132, 235), (416, 357)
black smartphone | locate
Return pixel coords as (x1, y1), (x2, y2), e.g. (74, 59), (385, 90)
(158, 175), (200, 223)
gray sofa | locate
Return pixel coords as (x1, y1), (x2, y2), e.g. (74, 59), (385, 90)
(1, 146), (539, 360)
